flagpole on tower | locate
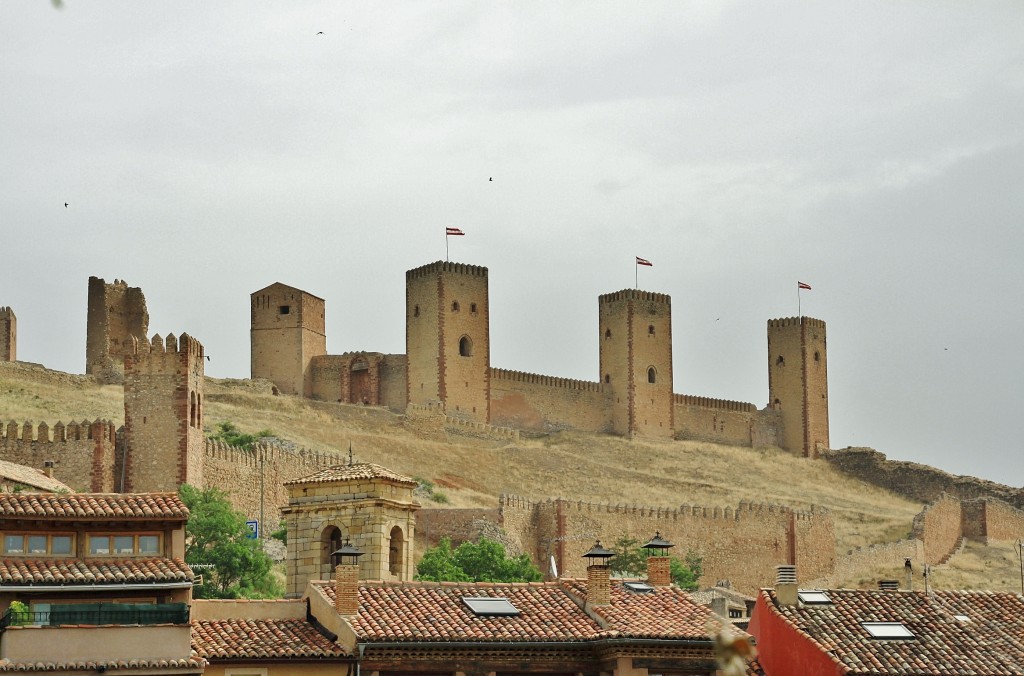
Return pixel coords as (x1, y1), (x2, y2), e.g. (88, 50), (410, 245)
(635, 256), (653, 288)
(797, 281), (811, 317)
(445, 227), (465, 262)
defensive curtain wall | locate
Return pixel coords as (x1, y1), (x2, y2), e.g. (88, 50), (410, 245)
(252, 260), (829, 457)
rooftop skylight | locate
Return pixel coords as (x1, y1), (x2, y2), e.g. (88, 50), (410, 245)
(624, 581), (655, 593)
(462, 597), (520, 616)
(797, 590), (832, 604)
(862, 622), (915, 639)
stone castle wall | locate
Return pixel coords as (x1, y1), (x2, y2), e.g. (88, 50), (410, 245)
(972, 498), (1024, 543)
(911, 493), (963, 565)
(489, 369), (609, 433)
(0, 419), (118, 493)
(822, 447), (1024, 509)
(497, 496), (835, 596)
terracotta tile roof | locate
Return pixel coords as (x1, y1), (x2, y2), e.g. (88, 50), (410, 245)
(0, 460), (74, 493)
(0, 656), (206, 671)
(284, 463), (417, 487)
(760, 588), (1024, 674)
(314, 580), (605, 643)
(561, 579), (721, 639)
(0, 493), (188, 520)
(0, 557), (193, 585)
(192, 618), (349, 660)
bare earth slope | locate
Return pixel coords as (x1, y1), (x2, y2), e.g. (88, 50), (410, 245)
(1, 362), (1019, 592)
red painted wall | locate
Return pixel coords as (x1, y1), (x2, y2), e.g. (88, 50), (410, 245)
(748, 592), (846, 676)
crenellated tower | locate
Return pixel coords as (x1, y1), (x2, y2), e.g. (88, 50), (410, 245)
(598, 289), (674, 438)
(123, 332), (206, 491)
(86, 277), (149, 383)
(767, 317), (829, 457)
(250, 283), (326, 397)
(406, 261), (490, 422)
(0, 307), (15, 362)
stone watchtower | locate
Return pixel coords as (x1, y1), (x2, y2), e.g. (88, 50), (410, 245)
(599, 290), (675, 439)
(767, 317), (829, 457)
(406, 261), (490, 422)
(250, 283), (327, 397)
(122, 333), (206, 492)
(0, 307), (15, 362)
(281, 463), (419, 598)
(86, 276), (149, 384)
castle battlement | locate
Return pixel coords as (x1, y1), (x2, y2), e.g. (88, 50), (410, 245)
(3, 418), (116, 443)
(674, 394), (757, 412)
(0, 307), (14, 318)
(406, 260), (488, 280)
(767, 316), (826, 329)
(500, 494), (824, 523)
(491, 368), (603, 393)
(129, 332), (205, 358)
(598, 289), (671, 305)
(202, 438), (340, 470)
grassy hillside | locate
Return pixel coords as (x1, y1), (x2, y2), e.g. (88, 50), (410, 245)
(2, 361), (1021, 592)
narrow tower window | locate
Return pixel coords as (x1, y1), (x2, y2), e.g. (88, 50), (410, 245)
(648, 367), (657, 384)
(776, 355), (785, 366)
(604, 374), (611, 383)
(413, 305), (420, 317)
(648, 325), (655, 335)
(279, 305), (290, 315)
(470, 303), (478, 314)
(452, 301), (460, 312)
(459, 336), (473, 357)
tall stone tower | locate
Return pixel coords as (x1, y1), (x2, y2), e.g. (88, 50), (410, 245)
(767, 317), (829, 457)
(123, 333), (206, 492)
(250, 283), (326, 397)
(406, 261), (490, 422)
(598, 290), (674, 439)
(282, 463), (419, 598)
(86, 277), (149, 383)
(0, 307), (15, 362)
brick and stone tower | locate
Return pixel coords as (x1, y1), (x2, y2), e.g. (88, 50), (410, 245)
(86, 277), (149, 383)
(406, 261), (490, 422)
(281, 463), (419, 598)
(0, 307), (15, 362)
(767, 317), (829, 457)
(598, 290), (674, 439)
(123, 332), (206, 492)
(250, 283), (327, 397)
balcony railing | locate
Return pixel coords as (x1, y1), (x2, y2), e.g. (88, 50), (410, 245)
(1, 602), (189, 630)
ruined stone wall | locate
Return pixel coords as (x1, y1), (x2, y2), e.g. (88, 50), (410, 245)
(498, 496), (833, 596)
(380, 355), (408, 412)
(489, 369), (608, 433)
(912, 493), (963, 565)
(673, 395), (758, 446)
(810, 539), (925, 589)
(0, 419), (118, 492)
(966, 498), (1024, 543)
(310, 354), (345, 402)
(822, 448), (1024, 509)
(86, 277), (149, 384)
(0, 307), (15, 362)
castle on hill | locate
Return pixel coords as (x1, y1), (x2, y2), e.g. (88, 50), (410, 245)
(250, 260), (830, 456)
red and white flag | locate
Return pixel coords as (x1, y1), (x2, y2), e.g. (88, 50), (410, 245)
(798, 281), (812, 290)
(636, 256), (653, 267)
(446, 227), (465, 236)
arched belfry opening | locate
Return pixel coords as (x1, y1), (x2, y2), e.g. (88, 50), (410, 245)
(321, 525), (344, 579)
(389, 526), (405, 577)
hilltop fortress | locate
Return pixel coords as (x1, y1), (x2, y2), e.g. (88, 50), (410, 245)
(251, 260), (830, 456)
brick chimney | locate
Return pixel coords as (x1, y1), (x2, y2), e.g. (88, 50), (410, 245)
(334, 564), (360, 615)
(775, 565), (797, 606)
(587, 562), (611, 606)
(647, 555), (671, 586)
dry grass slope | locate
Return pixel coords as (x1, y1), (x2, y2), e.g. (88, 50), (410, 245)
(2, 362), (1021, 592)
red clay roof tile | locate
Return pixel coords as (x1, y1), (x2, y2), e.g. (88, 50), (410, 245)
(0, 493), (188, 520)
(0, 557), (193, 585)
(284, 463), (417, 487)
(192, 618), (348, 659)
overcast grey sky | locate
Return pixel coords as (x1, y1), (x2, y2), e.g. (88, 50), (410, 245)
(2, 2), (1023, 487)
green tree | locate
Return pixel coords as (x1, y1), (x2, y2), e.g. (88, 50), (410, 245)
(608, 535), (703, 591)
(207, 421), (274, 451)
(416, 537), (543, 583)
(180, 484), (281, 599)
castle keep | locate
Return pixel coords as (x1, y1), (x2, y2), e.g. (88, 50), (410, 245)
(0, 307), (14, 362)
(86, 276), (149, 383)
(252, 260), (830, 456)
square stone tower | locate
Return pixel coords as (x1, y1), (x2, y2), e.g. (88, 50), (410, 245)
(250, 283), (327, 397)
(86, 277), (149, 383)
(598, 289), (675, 438)
(406, 261), (490, 422)
(767, 317), (829, 457)
(0, 307), (15, 362)
(123, 332), (206, 492)
(282, 463), (419, 598)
